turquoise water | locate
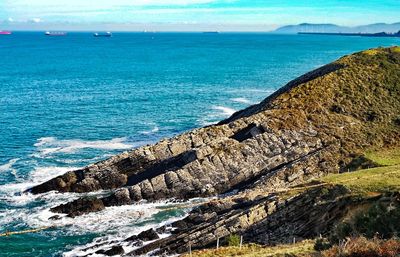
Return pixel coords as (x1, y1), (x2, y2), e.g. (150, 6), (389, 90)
(0, 32), (398, 256)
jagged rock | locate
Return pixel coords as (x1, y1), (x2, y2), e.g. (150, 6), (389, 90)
(48, 215), (62, 220)
(155, 226), (167, 234)
(125, 185), (377, 256)
(95, 245), (124, 256)
(137, 229), (159, 241)
(102, 188), (132, 206)
(126, 229), (159, 242)
(50, 197), (104, 217)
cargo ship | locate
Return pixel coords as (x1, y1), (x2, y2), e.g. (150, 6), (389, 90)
(0, 31), (12, 35)
(94, 32), (112, 37)
(45, 31), (67, 36)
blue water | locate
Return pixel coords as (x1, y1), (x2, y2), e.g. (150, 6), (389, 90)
(0, 32), (398, 256)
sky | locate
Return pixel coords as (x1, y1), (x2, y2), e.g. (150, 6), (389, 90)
(1, 0), (399, 31)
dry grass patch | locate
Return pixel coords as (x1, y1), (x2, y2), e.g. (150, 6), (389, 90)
(181, 241), (315, 257)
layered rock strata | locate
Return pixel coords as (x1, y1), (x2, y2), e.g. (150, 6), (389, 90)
(27, 47), (400, 254)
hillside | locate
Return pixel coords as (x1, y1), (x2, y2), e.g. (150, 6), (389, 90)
(181, 147), (400, 257)
(28, 47), (400, 256)
(275, 22), (400, 33)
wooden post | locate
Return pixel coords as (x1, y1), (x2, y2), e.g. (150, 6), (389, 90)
(240, 235), (243, 249)
(189, 242), (192, 257)
(293, 237), (296, 244)
(216, 237), (220, 249)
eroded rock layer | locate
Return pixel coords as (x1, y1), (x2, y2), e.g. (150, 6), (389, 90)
(30, 48), (400, 230)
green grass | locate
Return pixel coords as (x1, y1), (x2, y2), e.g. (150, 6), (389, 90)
(182, 241), (315, 257)
(362, 49), (380, 55)
(321, 165), (400, 195)
(365, 147), (400, 166)
(183, 147), (400, 257)
(392, 46), (400, 53)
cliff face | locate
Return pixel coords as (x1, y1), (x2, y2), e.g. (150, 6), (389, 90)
(27, 47), (400, 255)
(30, 47), (400, 217)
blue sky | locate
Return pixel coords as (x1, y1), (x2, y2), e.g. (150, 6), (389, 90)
(1, 0), (399, 31)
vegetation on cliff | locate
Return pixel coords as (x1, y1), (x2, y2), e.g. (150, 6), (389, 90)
(183, 147), (400, 256)
(26, 47), (400, 256)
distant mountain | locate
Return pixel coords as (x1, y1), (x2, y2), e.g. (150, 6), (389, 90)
(275, 23), (346, 33)
(275, 22), (400, 34)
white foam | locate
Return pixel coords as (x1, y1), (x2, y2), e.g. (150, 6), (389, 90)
(212, 106), (236, 116)
(33, 137), (134, 156)
(0, 166), (80, 206)
(197, 105), (236, 126)
(0, 158), (19, 173)
(231, 97), (252, 104)
(62, 202), (193, 257)
(141, 126), (159, 135)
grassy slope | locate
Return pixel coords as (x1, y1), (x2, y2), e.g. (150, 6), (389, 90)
(185, 148), (400, 257)
(321, 147), (400, 195)
(181, 241), (315, 257)
(182, 47), (400, 256)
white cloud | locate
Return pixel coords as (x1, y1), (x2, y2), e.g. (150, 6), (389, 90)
(2, 0), (221, 22)
(29, 17), (42, 23)
(4, 0), (217, 9)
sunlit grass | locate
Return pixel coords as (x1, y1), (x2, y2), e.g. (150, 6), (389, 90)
(362, 49), (379, 55)
(365, 147), (400, 166)
(321, 165), (400, 195)
(182, 240), (315, 257)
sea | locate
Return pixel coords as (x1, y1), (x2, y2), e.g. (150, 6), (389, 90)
(0, 32), (398, 256)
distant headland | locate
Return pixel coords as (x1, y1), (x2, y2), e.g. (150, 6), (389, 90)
(299, 31), (400, 38)
(275, 22), (400, 34)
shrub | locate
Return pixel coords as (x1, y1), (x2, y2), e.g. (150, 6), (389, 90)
(314, 238), (332, 251)
(321, 237), (400, 257)
(331, 201), (400, 242)
(226, 234), (241, 247)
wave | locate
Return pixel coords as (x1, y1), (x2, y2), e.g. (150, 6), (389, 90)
(231, 97), (253, 104)
(61, 201), (194, 256)
(0, 166), (80, 205)
(197, 105), (237, 126)
(0, 158), (19, 175)
(140, 125), (159, 135)
(33, 137), (135, 156)
(212, 106), (236, 116)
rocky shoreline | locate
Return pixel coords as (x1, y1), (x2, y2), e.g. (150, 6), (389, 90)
(29, 47), (400, 256)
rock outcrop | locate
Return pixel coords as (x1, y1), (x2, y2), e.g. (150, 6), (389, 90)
(27, 47), (400, 254)
(125, 185), (380, 256)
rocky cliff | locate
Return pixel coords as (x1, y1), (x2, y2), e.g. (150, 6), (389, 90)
(28, 47), (400, 255)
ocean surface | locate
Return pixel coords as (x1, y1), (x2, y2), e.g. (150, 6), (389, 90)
(0, 32), (398, 256)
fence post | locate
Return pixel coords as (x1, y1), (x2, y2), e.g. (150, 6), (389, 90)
(189, 242), (192, 257)
(216, 237), (220, 249)
(240, 235), (243, 249)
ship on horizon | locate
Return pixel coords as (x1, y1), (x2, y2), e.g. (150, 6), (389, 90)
(93, 32), (112, 37)
(45, 31), (67, 36)
(0, 31), (12, 35)
(203, 31), (220, 34)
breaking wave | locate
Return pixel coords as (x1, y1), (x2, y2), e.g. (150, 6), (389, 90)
(33, 137), (135, 156)
(231, 97), (252, 104)
(212, 106), (236, 116)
